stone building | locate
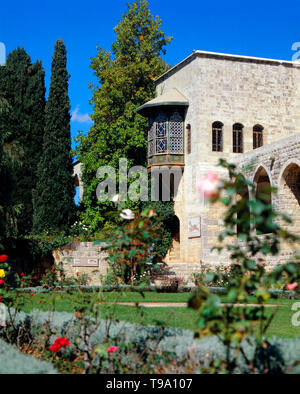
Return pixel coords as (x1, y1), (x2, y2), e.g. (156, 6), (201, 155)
(69, 50), (300, 283)
(136, 50), (300, 278)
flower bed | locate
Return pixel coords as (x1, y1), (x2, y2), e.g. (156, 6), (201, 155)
(1, 308), (300, 374)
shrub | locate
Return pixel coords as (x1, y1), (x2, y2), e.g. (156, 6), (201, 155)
(193, 263), (243, 288)
(97, 208), (163, 284)
(1, 308), (300, 374)
(0, 338), (58, 374)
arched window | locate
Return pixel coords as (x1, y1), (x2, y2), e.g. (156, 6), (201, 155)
(253, 124), (263, 149)
(254, 166), (272, 234)
(233, 123), (244, 153)
(212, 121), (223, 152)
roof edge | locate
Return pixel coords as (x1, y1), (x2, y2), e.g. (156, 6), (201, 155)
(137, 101), (189, 115)
(155, 50), (300, 84)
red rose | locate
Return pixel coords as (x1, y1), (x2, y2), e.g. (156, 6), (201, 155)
(55, 337), (69, 347)
(53, 337), (70, 347)
(0, 280), (4, 285)
(31, 293), (34, 296)
(0, 255), (7, 263)
(59, 337), (70, 347)
(20, 272), (24, 277)
(49, 344), (61, 352)
(0, 294), (2, 302)
(34, 276), (38, 280)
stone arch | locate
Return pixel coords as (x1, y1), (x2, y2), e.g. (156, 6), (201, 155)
(253, 165), (272, 234)
(165, 215), (181, 263)
(252, 164), (273, 188)
(278, 161), (300, 234)
(236, 177), (250, 234)
(278, 158), (300, 185)
(168, 215), (180, 243)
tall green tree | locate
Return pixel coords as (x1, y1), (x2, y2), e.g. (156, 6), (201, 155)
(32, 39), (75, 234)
(0, 48), (46, 235)
(76, 0), (172, 231)
(0, 97), (20, 247)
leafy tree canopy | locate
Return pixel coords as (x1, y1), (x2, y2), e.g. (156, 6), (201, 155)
(75, 0), (172, 231)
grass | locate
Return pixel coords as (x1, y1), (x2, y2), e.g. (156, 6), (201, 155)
(13, 291), (300, 338)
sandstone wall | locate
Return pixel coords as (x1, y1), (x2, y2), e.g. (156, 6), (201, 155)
(157, 53), (300, 271)
(53, 242), (109, 285)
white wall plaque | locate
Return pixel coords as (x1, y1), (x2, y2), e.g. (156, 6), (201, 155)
(73, 258), (99, 267)
(188, 216), (201, 238)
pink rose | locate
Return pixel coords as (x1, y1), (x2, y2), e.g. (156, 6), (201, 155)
(107, 346), (118, 353)
(197, 171), (220, 199)
(287, 282), (298, 291)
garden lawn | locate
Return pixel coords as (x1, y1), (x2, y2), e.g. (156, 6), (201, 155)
(14, 291), (300, 338)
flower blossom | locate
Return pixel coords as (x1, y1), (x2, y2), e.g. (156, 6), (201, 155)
(49, 343), (61, 352)
(120, 209), (135, 220)
(106, 346), (118, 353)
(287, 282), (298, 291)
(148, 209), (156, 217)
(0, 255), (8, 263)
(197, 171), (220, 199)
(49, 337), (70, 352)
(0, 270), (5, 278)
(0, 279), (4, 285)
(112, 194), (121, 204)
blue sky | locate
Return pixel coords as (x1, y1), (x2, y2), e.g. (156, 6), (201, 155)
(1, 0), (300, 147)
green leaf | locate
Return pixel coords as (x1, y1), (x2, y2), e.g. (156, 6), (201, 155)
(245, 260), (256, 271)
(248, 200), (266, 215)
(128, 249), (136, 258)
(221, 196), (231, 206)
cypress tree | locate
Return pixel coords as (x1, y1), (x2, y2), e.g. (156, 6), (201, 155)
(0, 97), (20, 246)
(0, 48), (46, 235)
(32, 39), (75, 234)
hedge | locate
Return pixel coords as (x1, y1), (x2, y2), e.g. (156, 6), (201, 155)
(15, 285), (297, 298)
(0, 338), (58, 374)
(2, 308), (300, 373)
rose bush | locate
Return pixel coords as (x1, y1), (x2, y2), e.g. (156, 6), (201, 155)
(189, 159), (300, 373)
